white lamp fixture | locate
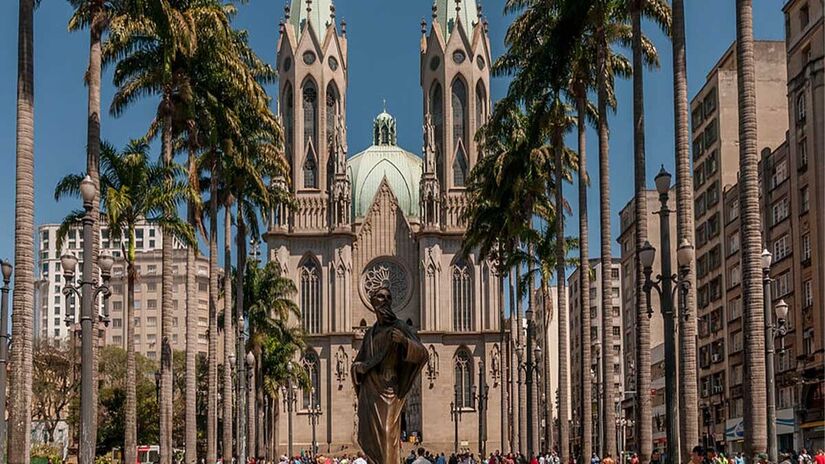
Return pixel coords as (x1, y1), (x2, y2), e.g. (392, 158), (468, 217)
(761, 249), (773, 270)
(98, 251), (115, 275)
(655, 166), (672, 195)
(60, 254), (79, 278)
(80, 175), (96, 204)
(775, 299), (789, 321)
(677, 239), (695, 268)
(640, 240), (656, 269)
(0, 260), (12, 280)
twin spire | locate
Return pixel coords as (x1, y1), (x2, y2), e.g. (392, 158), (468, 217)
(287, 0), (336, 36)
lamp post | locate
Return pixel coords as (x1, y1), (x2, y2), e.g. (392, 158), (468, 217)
(238, 317), (247, 464)
(640, 166), (693, 464)
(475, 361), (490, 458)
(452, 385), (463, 454)
(308, 394), (321, 458)
(591, 342), (602, 458)
(228, 352), (236, 456)
(525, 307), (536, 458)
(762, 249), (778, 463)
(285, 362), (295, 459)
(61, 175), (114, 464)
(246, 351), (255, 461)
(0, 260), (12, 461)
(516, 344), (525, 454)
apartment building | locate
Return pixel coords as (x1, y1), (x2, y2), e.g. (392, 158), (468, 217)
(690, 40), (789, 454)
(36, 221), (217, 359)
(617, 188), (677, 453)
(782, 0), (824, 449)
(649, 343), (666, 453)
(567, 258), (624, 457)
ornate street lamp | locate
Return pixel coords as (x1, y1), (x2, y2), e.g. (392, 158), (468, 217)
(525, 307), (536, 458)
(641, 166), (693, 464)
(474, 361), (490, 458)
(0, 260), (12, 461)
(61, 176), (113, 464)
(285, 362), (296, 459)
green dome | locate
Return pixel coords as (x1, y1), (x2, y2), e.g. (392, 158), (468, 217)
(348, 112), (422, 219)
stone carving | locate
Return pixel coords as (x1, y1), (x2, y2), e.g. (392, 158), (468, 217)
(335, 346), (349, 386)
(491, 343), (501, 386)
(426, 345), (439, 385)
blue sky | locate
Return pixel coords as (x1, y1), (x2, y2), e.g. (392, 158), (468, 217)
(0, 0), (786, 276)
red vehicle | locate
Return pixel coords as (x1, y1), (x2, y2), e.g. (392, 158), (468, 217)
(136, 445), (160, 464)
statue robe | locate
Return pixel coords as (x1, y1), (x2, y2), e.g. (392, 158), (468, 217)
(353, 319), (428, 464)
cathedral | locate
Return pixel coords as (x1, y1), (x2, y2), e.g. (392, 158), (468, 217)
(265, 0), (506, 455)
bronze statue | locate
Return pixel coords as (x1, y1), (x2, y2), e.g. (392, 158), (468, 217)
(352, 287), (428, 464)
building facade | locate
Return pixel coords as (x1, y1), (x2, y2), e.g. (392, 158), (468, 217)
(266, 0), (504, 454)
(567, 259), (624, 458)
(689, 40), (789, 454)
(617, 188), (676, 453)
(36, 221), (216, 359)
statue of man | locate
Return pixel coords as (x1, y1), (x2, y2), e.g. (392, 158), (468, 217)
(352, 287), (428, 464)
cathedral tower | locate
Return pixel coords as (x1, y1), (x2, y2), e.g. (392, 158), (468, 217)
(276, 0), (348, 232)
(420, 0), (491, 231)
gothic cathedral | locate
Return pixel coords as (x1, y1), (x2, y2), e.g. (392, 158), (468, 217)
(266, 0), (505, 454)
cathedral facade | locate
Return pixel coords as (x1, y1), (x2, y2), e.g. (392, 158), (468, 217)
(265, 0), (506, 455)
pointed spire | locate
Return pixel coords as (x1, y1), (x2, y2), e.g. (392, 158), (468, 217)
(421, 17), (428, 34)
(330, 3), (335, 21)
(433, 0), (478, 37)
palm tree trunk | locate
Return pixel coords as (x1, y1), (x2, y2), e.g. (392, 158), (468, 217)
(500, 274), (510, 453)
(735, 0), (767, 456)
(236, 195), (248, 460)
(508, 268), (517, 453)
(8, 1), (35, 461)
(631, 2), (652, 461)
(124, 254), (138, 464)
(248, 361), (256, 458)
(672, 1), (699, 458)
(207, 169), (219, 464)
(256, 354), (265, 459)
(185, 147), (199, 464)
(222, 168), (234, 464)
(85, 1), (103, 447)
(516, 268), (526, 455)
(597, 17), (617, 457)
(577, 91), (593, 464)
(555, 122), (570, 464)
(160, 101), (175, 464)
(541, 281), (553, 453)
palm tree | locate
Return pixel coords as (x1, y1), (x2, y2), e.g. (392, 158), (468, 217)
(55, 141), (195, 464)
(671, 0), (699, 456)
(8, 0), (36, 461)
(735, 0), (767, 457)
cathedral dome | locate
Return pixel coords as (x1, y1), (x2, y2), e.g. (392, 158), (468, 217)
(347, 111), (422, 219)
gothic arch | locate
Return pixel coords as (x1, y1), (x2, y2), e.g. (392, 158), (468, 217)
(325, 81), (340, 154)
(298, 255), (322, 334)
(429, 81), (444, 182)
(301, 349), (321, 409)
(451, 257), (473, 331)
(301, 78), (319, 189)
(283, 82), (294, 164)
(453, 347), (474, 409)
(475, 79), (488, 130)
(451, 76), (469, 187)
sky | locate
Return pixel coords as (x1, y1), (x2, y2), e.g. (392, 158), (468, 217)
(0, 0), (787, 281)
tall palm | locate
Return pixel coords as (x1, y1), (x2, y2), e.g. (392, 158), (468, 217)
(105, 2), (231, 461)
(55, 141), (195, 464)
(735, 0), (767, 457)
(8, 0), (36, 461)
(671, 0), (699, 456)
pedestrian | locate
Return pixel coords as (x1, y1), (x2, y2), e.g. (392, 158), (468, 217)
(591, 453), (601, 464)
(650, 451), (661, 464)
(602, 454), (615, 464)
(412, 448), (430, 464)
(630, 454), (639, 464)
(814, 450), (825, 464)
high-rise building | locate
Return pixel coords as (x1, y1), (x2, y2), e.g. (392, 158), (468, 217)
(782, 0), (824, 450)
(617, 187), (676, 453)
(689, 40), (789, 454)
(567, 258), (624, 457)
(36, 221), (217, 359)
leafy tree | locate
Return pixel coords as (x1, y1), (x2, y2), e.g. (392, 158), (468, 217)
(32, 339), (79, 445)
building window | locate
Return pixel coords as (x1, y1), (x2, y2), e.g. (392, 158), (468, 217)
(454, 349), (473, 409)
(772, 197), (790, 225)
(803, 280), (813, 308)
(796, 92), (806, 123)
(302, 80), (319, 189)
(772, 271), (792, 297)
(326, 82), (339, 156)
(800, 3), (810, 28)
(452, 259), (473, 331)
(802, 233), (812, 262)
(728, 199), (739, 223)
(803, 329), (814, 356)
(773, 234), (791, 261)
(731, 330), (743, 353)
(451, 78), (468, 187)
(771, 159), (788, 189)
(283, 83), (294, 159)
(299, 257), (322, 334)
(703, 118), (718, 146)
(728, 298), (742, 321)
(798, 138), (808, 168)
(800, 186), (810, 212)
(475, 80), (487, 130)
(302, 351), (320, 410)
(430, 82), (444, 182)
(147, 317), (157, 327)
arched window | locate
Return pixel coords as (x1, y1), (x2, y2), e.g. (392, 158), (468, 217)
(796, 91), (806, 123)
(452, 258), (473, 331)
(283, 83), (294, 162)
(454, 349), (473, 409)
(381, 126), (389, 144)
(430, 82), (444, 182)
(303, 80), (318, 189)
(326, 83), (339, 156)
(451, 78), (468, 186)
(302, 350), (321, 409)
(475, 80), (487, 130)
(299, 257), (321, 334)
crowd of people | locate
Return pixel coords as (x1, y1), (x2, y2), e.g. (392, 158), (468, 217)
(258, 447), (825, 464)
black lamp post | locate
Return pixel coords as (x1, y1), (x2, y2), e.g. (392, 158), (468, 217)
(475, 361), (490, 458)
(308, 393), (321, 458)
(452, 385), (463, 454)
(0, 260), (12, 461)
(640, 166), (694, 464)
(285, 362), (295, 459)
(60, 176), (114, 464)
(762, 249), (778, 463)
